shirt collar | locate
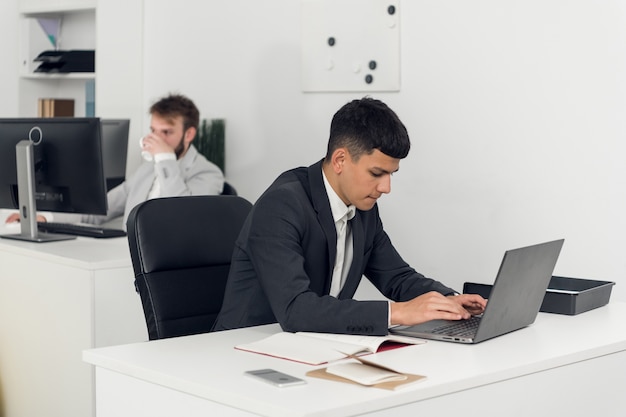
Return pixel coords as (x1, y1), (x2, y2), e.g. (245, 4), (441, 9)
(322, 168), (356, 224)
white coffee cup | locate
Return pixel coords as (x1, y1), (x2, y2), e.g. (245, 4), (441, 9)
(139, 136), (153, 161)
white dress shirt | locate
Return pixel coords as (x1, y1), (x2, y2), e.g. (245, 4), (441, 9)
(322, 170), (356, 297)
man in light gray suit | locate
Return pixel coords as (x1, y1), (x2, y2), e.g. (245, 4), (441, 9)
(5, 93), (224, 228)
(213, 97), (485, 336)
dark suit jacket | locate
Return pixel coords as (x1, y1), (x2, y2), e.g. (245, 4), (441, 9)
(213, 160), (455, 335)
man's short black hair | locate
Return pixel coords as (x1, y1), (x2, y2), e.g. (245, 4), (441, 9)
(325, 97), (410, 161)
(149, 93), (200, 132)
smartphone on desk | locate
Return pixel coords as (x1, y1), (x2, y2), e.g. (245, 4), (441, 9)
(244, 369), (306, 387)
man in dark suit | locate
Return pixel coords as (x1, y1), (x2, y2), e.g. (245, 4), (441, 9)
(213, 97), (486, 336)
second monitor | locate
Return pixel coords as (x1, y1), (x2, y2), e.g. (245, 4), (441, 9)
(101, 119), (130, 191)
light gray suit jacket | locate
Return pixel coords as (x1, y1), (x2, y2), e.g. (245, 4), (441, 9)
(54, 145), (224, 227)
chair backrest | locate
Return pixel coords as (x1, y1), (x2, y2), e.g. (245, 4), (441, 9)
(126, 195), (252, 340)
(221, 181), (238, 195)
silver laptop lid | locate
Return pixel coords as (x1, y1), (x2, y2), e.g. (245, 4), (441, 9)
(390, 239), (564, 344)
(473, 238), (564, 343)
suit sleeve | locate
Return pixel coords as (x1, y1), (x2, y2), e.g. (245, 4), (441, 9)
(156, 153), (224, 197)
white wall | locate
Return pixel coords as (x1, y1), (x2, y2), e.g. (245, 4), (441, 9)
(139, 0), (626, 302)
(3, 1), (623, 302)
(0, 0), (19, 117)
(96, 0), (144, 176)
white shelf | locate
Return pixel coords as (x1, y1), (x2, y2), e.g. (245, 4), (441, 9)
(17, 2), (96, 117)
(21, 72), (96, 80)
(20, 0), (96, 16)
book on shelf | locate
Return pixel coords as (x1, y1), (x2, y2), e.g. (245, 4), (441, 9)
(234, 331), (425, 366)
(38, 98), (75, 118)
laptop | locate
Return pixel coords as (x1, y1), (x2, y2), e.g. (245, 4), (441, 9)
(390, 239), (564, 344)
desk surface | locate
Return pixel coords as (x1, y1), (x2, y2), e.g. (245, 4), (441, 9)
(84, 302), (626, 417)
(0, 223), (130, 269)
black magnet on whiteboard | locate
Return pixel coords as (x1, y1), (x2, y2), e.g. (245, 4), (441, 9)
(365, 74), (374, 84)
(328, 37), (336, 46)
(388, 5), (396, 15)
(369, 60), (377, 70)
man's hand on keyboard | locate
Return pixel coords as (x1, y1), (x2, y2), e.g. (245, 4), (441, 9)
(4, 212), (48, 223)
(390, 291), (487, 326)
(448, 293), (487, 316)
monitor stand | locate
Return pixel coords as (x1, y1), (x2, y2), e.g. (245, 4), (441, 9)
(1, 140), (75, 242)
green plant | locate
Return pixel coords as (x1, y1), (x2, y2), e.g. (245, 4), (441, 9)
(195, 118), (225, 173)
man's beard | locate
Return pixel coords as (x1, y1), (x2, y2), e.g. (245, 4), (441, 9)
(174, 134), (186, 159)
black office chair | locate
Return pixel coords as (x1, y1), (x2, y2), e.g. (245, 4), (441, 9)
(221, 181), (238, 195)
(126, 195), (252, 340)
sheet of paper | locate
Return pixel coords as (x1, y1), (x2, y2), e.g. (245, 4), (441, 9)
(326, 362), (407, 385)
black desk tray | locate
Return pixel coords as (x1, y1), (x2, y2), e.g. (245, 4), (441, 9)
(463, 276), (615, 315)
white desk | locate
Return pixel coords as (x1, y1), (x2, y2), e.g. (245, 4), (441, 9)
(0, 225), (148, 417)
(84, 302), (626, 417)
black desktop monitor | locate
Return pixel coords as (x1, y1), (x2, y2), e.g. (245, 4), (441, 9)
(0, 117), (107, 242)
(101, 119), (130, 191)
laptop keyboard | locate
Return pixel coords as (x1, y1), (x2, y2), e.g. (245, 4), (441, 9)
(431, 316), (482, 338)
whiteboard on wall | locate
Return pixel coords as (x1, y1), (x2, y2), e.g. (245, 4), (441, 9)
(301, 0), (400, 92)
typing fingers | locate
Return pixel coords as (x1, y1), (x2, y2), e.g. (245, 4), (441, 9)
(420, 292), (471, 321)
(391, 292), (475, 326)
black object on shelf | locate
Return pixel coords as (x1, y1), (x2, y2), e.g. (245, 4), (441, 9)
(33, 50), (95, 73)
(463, 276), (615, 315)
